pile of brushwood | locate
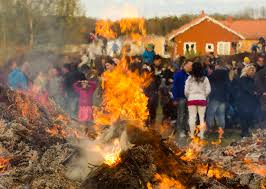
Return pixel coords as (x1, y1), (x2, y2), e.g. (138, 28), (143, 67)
(0, 84), (80, 188)
(0, 84), (265, 189)
(81, 126), (266, 189)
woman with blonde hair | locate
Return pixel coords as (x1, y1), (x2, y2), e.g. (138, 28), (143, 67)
(236, 65), (258, 137)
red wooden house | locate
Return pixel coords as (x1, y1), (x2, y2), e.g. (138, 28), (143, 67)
(168, 11), (245, 57)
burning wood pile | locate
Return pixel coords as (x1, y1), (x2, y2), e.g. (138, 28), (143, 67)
(0, 18), (265, 189)
(0, 84), (81, 188)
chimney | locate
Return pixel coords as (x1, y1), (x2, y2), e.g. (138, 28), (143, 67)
(200, 10), (206, 17)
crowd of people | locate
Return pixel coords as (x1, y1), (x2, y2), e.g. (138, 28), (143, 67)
(1, 43), (266, 140)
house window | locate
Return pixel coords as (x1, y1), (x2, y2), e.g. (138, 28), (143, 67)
(205, 43), (214, 53)
(184, 42), (197, 55)
(217, 42), (231, 55)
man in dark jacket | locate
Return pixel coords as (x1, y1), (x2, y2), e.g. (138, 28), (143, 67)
(206, 64), (230, 130)
(255, 66), (266, 127)
(172, 60), (192, 137)
(144, 55), (163, 126)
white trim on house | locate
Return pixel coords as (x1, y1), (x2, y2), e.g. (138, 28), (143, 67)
(168, 16), (245, 41)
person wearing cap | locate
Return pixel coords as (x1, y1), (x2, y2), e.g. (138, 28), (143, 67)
(142, 43), (156, 65)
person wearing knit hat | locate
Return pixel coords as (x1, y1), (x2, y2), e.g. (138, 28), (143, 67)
(243, 57), (251, 67)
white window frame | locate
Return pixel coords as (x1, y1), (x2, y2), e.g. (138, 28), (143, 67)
(205, 43), (214, 53)
(217, 42), (231, 55)
(183, 42), (197, 55)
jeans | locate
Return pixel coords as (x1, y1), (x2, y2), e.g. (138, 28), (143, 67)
(206, 100), (226, 129)
(188, 105), (206, 138)
(176, 99), (188, 133)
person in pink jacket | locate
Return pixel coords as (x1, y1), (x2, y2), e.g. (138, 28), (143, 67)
(73, 80), (97, 123)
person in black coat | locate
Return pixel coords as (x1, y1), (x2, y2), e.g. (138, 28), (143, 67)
(143, 55), (163, 126)
(236, 65), (258, 137)
(206, 64), (230, 130)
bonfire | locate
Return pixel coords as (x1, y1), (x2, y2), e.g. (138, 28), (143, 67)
(0, 16), (265, 189)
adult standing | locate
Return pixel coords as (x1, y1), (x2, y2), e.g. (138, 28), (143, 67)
(236, 65), (258, 137)
(255, 65), (266, 128)
(207, 64), (230, 131)
(172, 60), (193, 137)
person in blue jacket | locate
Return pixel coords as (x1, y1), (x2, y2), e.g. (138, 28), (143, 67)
(172, 60), (193, 138)
(7, 61), (28, 91)
(142, 44), (155, 64)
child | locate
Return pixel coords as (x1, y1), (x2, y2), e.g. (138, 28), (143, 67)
(73, 80), (97, 123)
(185, 62), (211, 139)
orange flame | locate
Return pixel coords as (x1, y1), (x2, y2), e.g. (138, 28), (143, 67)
(211, 127), (224, 145)
(0, 157), (10, 173)
(196, 164), (233, 179)
(147, 173), (185, 189)
(181, 134), (207, 162)
(95, 20), (116, 40)
(103, 139), (122, 167)
(46, 125), (67, 137)
(14, 91), (40, 122)
(119, 18), (146, 40)
(244, 159), (266, 176)
(94, 57), (150, 127)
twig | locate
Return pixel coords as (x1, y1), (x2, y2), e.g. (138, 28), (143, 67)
(128, 150), (148, 189)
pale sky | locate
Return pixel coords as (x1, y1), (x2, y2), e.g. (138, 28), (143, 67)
(81, 0), (266, 20)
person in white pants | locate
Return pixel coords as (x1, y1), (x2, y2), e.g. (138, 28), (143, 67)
(185, 62), (211, 139)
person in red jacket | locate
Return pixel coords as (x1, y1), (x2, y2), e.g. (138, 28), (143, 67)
(73, 80), (97, 123)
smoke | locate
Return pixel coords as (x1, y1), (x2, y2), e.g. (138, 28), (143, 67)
(66, 124), (132, 181)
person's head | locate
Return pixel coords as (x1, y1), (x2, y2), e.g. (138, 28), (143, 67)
(10, 60), (17, 70)
(62, 64), (70, 74)
(182, 60), (193, 73)
(50, 67), (59, 77)
(203, 56), (211, 66)
(241, 65), (256, 78)
(153, 55), (162, 67)
(101, 57), (106, 65)
(147, 44), (154, 52)
(133, 55), (142, 63)
(257, 56), (265, 66)
(105, 58), (115, 71)
(80, 80), (89, 89)
(191, 62), (205, 81)
(243, 57), (251, 64)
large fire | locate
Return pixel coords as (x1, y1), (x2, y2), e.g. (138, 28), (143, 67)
(95, 20), (116, 40)
(94, 18), (150, 128)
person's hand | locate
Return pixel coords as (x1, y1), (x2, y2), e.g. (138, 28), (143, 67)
(173, 101), (178, 105)
(263, 93), (266, 96)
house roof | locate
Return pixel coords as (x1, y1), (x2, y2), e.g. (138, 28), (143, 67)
(168, 15), (245, 41)
(221, 20), (266, 40)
